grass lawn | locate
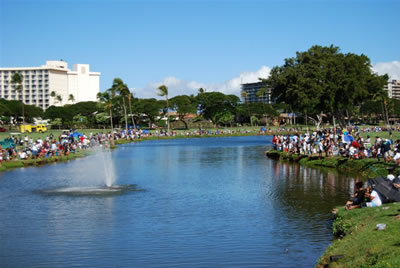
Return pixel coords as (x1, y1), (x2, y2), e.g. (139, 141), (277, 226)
(1, 125), (399, 144)
(318, 203), (400, 267)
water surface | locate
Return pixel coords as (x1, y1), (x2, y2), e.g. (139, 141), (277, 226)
(0, 136), (355, 267)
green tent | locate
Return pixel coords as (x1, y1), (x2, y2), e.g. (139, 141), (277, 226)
(0, 138), (16, 149)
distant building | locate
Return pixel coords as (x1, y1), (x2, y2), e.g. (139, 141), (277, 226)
(0, 60), (100, 110)
(385, 80), (400, 100)
(241, 82), (272, 104)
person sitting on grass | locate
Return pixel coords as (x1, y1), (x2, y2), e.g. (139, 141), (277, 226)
(345, 181), (366, 210)
(361, 187), (383, 208)
(19, 150), (27, 160)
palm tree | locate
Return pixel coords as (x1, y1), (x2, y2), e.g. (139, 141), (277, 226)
(97, 91), (115, 145)
(127, 91), (136, 129)
(113, 78), (130, 132)
(56, 95), (63, 105)
(68, 94), (75, 104)
(241, 91), (252, 126)
(50, 91), (58, 106)
(256, 88), (268, 125)
(157, 85), (169, 134)
(11, 73), (25, 127)
(107, 78), (129, 132)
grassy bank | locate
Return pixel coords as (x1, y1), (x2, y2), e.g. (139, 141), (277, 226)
(265, 150), (399, 179)
(265, 151), (400, 267)
(0, 150), (93, 172)
(317, 204), (400, 267)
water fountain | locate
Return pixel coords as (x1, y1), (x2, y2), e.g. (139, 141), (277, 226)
(102, 148), (116, 187)
(39, 148), (140, 196)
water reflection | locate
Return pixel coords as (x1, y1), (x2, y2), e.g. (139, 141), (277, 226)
(0, 136), (356, 267)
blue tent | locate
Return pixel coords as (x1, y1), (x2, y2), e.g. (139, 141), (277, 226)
(344, 135), (354, 143)
(70, 132), (83, 138)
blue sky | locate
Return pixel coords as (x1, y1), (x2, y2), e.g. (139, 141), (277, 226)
(1, 0), (399, 98)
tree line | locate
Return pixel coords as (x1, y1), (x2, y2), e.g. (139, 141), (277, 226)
(2, 45), (399, 130)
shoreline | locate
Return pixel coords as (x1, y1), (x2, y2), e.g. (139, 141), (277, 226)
(4, 135), (399, 265)
(265, 150), (399, 179)
(0, 132), (274, 173)
(265, 150), (400, 267)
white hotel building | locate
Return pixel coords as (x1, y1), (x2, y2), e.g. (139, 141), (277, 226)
(0, 60), (100, 110)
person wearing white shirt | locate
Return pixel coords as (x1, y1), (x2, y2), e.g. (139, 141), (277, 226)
(19, 151), (27, 160)
(365, 190), (382, 207)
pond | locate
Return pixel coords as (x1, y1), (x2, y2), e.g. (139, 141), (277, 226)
(0, 136), (355, 267)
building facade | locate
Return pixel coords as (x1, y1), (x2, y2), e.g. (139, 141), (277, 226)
(241, 82), (272, 104)
(0, 60), (100, 110)
(385, 80), (400, 100)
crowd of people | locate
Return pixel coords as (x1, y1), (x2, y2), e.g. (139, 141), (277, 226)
(0, 128), (150, 165)
(271, 127), (400, 164)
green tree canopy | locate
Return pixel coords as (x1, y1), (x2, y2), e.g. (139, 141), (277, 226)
(133, 98), (162, 127)
(264, 45), (388, 128)
(196, 92), (240, 126)
(169, 95), (197, 129)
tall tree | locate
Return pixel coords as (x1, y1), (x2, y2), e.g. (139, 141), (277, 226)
(169, 95), (197, 129)
(68, 94), (75, 104)
(240, 91), (253, 126)
(157, 85), (170, 134)
(127, 91), (136, 129)
(111, 78), (130, 132)
(196, 92), (240, 127)
(56, 95), (63, 104)
(97, 92), (115, 145)
(133, 98), (161, 127)
(11, 73), (25, 126)
(264, 45), (388, 128)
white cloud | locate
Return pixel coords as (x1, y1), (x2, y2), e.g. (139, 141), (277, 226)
(132, 66), (271, 99)
(372, 61), (400, 80)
